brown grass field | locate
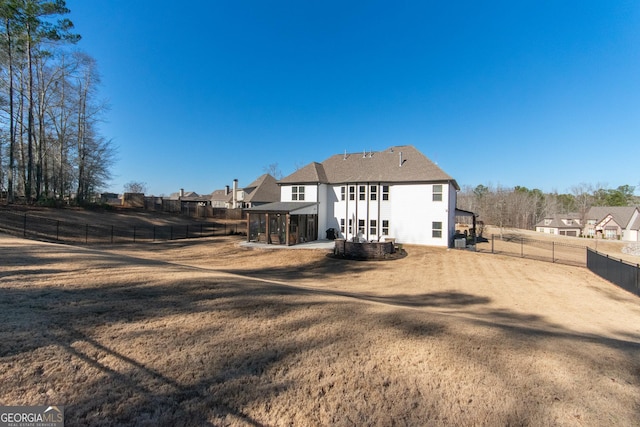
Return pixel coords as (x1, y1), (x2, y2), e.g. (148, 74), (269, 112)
(1, 226), (640, 425)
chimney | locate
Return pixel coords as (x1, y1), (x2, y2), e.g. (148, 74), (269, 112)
(232, 179), (238, 208)
(225, 185), (230, 195)
(179, 188), (184, 199)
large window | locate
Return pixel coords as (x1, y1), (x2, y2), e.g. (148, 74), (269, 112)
(349, 186), (355, 201)
(432, 221), (443, 238)
(340, 218), (345, 234)
(382, 220), (389, 235)
(432, 184), (443, 202)
(370, 185), (377, 201)
(341, 186), (345, 201)
(359, 185), (366, 201)
(382, 185), (390, 201)
(370, 219), (377, 236)
(358, 219), (365, 233)
(292, 186), (305, 201)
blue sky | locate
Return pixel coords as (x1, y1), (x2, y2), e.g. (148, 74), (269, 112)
(65, 0), (640, 196)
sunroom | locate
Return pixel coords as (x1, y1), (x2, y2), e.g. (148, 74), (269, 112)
(245, 202), (319, 246)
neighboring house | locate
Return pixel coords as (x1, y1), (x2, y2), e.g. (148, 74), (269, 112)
(535, 213), (583, 236)
(584, 206), (640, 241)
(242, 174), (280, 208)
(246, 145), (461, 247)
(535, 207), (640, 241)
(209, 175), (279, 209)
(210, 188), (232, 208)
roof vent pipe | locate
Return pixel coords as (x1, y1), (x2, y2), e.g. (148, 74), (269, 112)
(399, 151), (403, 167)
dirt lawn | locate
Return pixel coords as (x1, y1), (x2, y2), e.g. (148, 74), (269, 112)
(1, 233), (639, 426)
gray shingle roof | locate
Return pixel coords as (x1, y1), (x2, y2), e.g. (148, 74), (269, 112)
(279, 145), (458, 188)
(243, 174), (280, 203)
(587, 206), (640, 228)
(245, 201), (317, 213)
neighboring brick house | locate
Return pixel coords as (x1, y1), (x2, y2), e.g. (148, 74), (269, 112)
(246, 145), (461, 247)
(584, 206), (640, 241)
(536, 207), (640, 241)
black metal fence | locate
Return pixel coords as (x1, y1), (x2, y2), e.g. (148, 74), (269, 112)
(480, 234), (587, 266)
(0, 210), (241, 244)
(587, 248), (640, 296)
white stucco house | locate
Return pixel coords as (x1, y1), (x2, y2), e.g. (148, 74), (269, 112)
(246, 145), (461, 247)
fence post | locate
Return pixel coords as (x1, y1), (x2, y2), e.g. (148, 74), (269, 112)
(521, 238), (524, 257)
(23, 214), (27, 237)
(552, 242), (555, 263)
(491, 234), (494, 253)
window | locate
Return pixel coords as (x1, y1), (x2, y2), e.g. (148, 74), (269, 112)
(358, 219), (365, 233)
(432, 184), (443, 202)
(348, 219), (353, 234)
(349, 186), (355, 201)
(432, 221), (442, 238)
(370, 185), (377, 201)
(340, 218), (345, 234)
(382, 220), (389, 235)
(382, 185), (389, 201)
(359, 185), (366, 201)
(292, 186), (305, 201)
(369, 219), (377, 236)
(340, 186), (345, 201)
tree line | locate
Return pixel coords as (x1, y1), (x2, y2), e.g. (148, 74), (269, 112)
(0, 0), (113, 205)
(457, 183), (638, 231)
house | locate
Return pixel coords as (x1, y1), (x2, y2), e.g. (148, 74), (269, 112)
(535, 207), (640, 241)
(535, 213), (583, 236)
(584, 206), (640, 241)
(209, 175), (280, 209)
(242, 174), (280, 208)
(246, 145), (461, 247)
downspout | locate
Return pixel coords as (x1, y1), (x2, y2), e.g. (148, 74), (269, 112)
(377, 182), (381, 240)
(345, 183), (349, 239)
(366, 182), (370, 241)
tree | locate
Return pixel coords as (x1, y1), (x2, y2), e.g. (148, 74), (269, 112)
(263, 162), (283, 180)
(124, 181), (147, 194)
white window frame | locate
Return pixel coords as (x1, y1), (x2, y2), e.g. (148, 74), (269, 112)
(432, 221), (443, 238)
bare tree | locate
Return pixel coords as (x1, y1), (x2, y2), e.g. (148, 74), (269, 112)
(123, 181), (147, 194)
(263, 162), (283, 180)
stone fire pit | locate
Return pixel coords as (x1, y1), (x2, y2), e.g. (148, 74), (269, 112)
(333, 238), (405, 260)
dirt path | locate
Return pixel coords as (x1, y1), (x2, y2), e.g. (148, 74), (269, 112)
(1, 233), (639, 425)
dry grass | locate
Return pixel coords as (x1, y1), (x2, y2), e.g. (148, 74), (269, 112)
(1, 232), (640, 426)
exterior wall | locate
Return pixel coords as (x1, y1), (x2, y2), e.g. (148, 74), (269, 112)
(327, 182), (454, 247)
(391, 183), (451, 246)
(280, 184), (318, 203)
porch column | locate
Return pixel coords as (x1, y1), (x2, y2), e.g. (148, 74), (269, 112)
(286, 213), (291, 246)
(265, 213), (271, 244)
(246, 212), (250, 242)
